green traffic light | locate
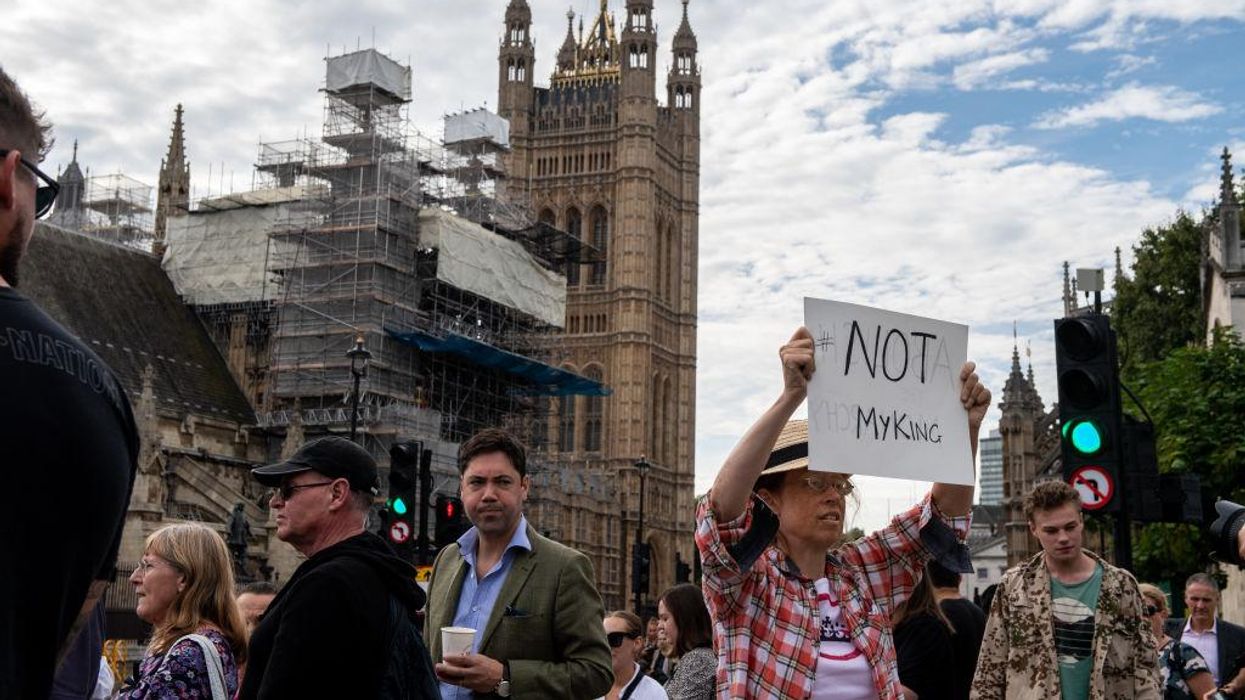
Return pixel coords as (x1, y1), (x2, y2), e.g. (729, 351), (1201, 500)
(391, 496), (408, 516)
(1068, 420), (1103, 455)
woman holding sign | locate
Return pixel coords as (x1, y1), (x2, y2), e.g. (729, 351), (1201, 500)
(693, 326), (990, 700)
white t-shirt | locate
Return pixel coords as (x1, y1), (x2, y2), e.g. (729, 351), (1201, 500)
(810, 578), (878, 700)
(594, 662), (669, 700)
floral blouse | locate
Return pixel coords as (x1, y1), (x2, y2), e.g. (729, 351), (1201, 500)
(119, 627), (238, 699)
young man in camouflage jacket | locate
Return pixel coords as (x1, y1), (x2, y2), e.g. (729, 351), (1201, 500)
(970, 481), (1159, 700)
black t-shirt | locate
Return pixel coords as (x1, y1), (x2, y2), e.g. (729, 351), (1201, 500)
(940, 597), (987, 700)
(0, 287), (139, 700)
(895, 611), (954, 700)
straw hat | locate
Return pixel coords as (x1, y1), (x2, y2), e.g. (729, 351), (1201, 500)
(759, 419), (810, 476)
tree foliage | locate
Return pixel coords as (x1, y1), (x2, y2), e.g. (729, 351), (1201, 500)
(1112, 211), (1205, 381)
(1109, 204), (1245, 585)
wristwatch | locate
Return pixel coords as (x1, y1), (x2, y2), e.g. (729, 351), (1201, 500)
(494, 662), (511, 697)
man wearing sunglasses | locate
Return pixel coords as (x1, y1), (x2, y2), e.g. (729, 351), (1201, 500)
(0, 67), (139, 700)
(241, 436), (438, 699)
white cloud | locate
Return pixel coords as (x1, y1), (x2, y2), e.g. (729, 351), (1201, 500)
(1105, 53), (1158, 80)
(1033, 83), (1221, 129)
(952, 48), (1051, 89)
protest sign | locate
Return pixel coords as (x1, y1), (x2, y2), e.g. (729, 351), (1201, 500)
(803, 297), (973, 485)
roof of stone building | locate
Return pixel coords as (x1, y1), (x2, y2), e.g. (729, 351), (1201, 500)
(20, 222), (255, 424)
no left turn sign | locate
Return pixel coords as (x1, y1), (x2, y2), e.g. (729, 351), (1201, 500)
(389, 520), (411, 544)
(1069, 466), (1114, 511)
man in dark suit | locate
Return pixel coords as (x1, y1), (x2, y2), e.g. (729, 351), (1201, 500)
(1165, 572), (1245, 693)
(424, 428), (612, 699)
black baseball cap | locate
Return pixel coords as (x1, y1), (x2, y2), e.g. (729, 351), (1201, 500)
(252, 436), (379, 495)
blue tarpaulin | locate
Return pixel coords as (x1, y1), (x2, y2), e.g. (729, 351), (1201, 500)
(386, 327), (611, 397)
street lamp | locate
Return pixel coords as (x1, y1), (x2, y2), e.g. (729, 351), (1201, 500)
(633, 454), (651, 613)
(346, 333), (372, 442)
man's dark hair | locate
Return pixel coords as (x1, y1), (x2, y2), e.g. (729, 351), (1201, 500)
(927, 560), (961, 589)
(238, 580), (277, 596)
(0, 65), (52, 161)
(1024, 479), (1081, 522)
(458, 428), (527, 477)
(659, 583), (712, 657)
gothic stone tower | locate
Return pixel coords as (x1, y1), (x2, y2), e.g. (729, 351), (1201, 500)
(154, 104), (190, 258)
(497, 0), (700, 609)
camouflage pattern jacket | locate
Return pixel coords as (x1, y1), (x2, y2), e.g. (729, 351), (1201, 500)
(969, 550), (1160, 700)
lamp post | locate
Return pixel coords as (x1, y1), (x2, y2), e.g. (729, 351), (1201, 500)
(633, 454), (651, 614)
(346, 333), (372, 442)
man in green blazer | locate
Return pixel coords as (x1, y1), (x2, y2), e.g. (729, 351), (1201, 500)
(425, 428), (612, 699)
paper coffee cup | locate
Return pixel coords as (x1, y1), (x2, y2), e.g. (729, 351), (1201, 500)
(441, 626), (476, 657)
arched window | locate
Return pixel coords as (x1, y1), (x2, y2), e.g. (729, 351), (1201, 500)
(538, 208), (555, 226)
(629, 45), (639, 68)
(517, 59), (526, 82)
(662, 376), (675, 465)
(667, 222), (679, 304)
(685, 87), (694, 109)
(655, 218), (666, 300)
(584, 365), (604, 453)
(639, 44), (649, 69)
(650, 374), (665, 460)
(566, 207), (582, 287)
(558, 370), (578, 453)
(589, 205), (609, 286)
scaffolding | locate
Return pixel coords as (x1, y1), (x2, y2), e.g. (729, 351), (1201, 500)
(256, 50), (598, 463)
(81, 173), (154, 250)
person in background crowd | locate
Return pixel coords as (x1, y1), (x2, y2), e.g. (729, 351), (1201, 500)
(596, 611), (668, 700)
(117, 523), (247, 699)
(696, 327), (988, 699)
(235, 581), (277, 633)
(927, 560), (987, 700)
(893, 568), (955, 700)
(971, 480), (1158, 699)
(641, 617), (670, 684)
(1138, 583), (1215, 700)
(424, 428), (612, 699)
(656, 584), (714, 700)
(241, 436), (437, 699)
(1164, 573), (1245, 693)
(0, 65), (139, 700)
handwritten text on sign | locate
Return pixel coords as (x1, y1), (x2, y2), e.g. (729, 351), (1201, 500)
(804, 297), (973, 485)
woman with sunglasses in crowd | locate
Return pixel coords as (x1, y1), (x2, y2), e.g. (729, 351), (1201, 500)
(695, 326), (990, 699)
(118, 523), (248, 699)
(656, 584), (714, 700)
(597, 610), (669, 700)
(1139, 583), (1217, 700)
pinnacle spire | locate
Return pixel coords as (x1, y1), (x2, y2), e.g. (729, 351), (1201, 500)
(154, 103), (191, 257)
(1222, 147), (1238, 207)
(673, 0), (697, 48)
(1114, 246), (1123, 285)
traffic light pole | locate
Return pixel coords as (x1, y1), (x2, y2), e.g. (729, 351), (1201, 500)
(634, 457), (650, 614)
(417, 448), (432, 566)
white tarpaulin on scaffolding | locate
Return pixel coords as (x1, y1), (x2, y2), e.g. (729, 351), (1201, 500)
(325, 49), (412, 100)
(444, 109), (510, 148)
(162, 193), (308, 305)
(418, 208), (565, 327)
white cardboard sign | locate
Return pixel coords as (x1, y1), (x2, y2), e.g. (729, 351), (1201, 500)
(803, 297), (973, 485)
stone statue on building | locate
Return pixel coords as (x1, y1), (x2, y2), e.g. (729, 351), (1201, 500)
(227, 502), (251, 571)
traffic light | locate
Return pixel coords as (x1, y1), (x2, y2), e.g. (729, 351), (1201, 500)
(675, 551), (691, 584)
(631, 542), (651, 598)
(1054, 314), (1123, 512)
(387, 441), (421, 558)
(434, 495), (470, 549)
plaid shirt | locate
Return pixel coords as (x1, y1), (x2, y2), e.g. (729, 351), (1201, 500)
(695, 491), (971, 700)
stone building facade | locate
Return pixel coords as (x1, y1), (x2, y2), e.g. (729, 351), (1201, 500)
(495, 0), (700, 609)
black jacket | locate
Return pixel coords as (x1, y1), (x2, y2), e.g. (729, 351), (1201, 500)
(1165, 616), (1245, 685)
(238, 532), (430, 699)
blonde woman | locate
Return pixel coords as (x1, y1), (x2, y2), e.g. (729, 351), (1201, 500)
(118, 523), (247, 699)
(1139, 583), (1215, 700)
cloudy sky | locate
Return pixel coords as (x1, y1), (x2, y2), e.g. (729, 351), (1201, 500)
(5, 0), (1244, 533)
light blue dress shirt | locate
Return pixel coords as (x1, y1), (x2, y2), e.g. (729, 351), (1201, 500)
(438, 516), (532, 700)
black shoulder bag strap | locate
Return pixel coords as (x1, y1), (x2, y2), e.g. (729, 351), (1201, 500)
(620, 666), (646, 700)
